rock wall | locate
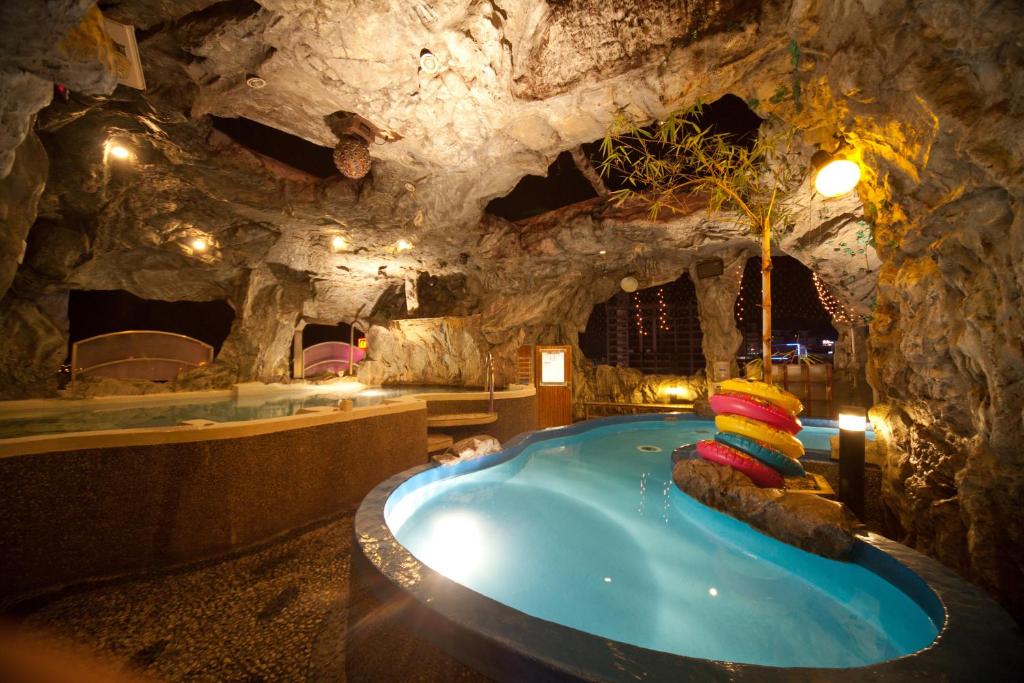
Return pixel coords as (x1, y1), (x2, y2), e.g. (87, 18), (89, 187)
(573, 362), (705, 420)
(0, 129), (47, 299)
(750, 0), (1024, 621)
(358, 316), (521, 388)
(689, 248), (749, 386)
(0, 2), (116, 176)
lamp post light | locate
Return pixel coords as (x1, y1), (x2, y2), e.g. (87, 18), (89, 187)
(837, 405), (867, 518)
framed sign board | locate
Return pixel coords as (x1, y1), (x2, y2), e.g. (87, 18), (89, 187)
(104, 19), (146, 90)
(533, 345), (572, 428)
(539, 348), (567, 385)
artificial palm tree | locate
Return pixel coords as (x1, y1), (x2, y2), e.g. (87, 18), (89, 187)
(599, 104), (802, 384)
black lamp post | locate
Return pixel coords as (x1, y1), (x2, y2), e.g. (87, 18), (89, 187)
(837, 405), (867, 519)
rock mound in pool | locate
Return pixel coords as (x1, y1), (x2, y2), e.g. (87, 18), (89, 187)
(672, 459), (859, 560)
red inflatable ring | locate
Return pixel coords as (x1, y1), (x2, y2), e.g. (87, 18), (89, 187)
(710, 392), (802, 435)
(696, 439), (785, 489)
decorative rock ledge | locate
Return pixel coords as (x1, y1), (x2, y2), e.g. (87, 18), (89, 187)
(433, 434), (501, 466)
(672, 459), (859, 560)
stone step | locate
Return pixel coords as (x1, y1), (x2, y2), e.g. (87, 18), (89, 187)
(425, 412), (498, 428)
(427, 433), (453, 454)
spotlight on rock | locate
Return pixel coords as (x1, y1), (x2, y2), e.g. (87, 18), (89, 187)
(396, 239), (413, 252)
(812, 149), (861, 198)
(330, 235), (348, 252)
(191, 238), (208, 253)
(107, 141), (132, 161)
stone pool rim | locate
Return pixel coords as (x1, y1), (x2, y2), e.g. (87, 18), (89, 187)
(0, 383), (535, 458)
(353, 413), (1024, 682)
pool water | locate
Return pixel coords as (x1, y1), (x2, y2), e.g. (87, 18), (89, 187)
(387, 420), (938, 668)
(0, 385), (477, 440)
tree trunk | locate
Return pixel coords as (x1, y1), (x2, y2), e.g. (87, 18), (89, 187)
(761, 218), (773, 385)
(570, 146), (610, 198)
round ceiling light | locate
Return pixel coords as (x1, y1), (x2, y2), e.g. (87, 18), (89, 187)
(191, 238), (208, 252)
(330, 235), (348, 252)
(620, 276), (639, 292)
(333, 134), (372, 179)
(245, 75), (267, 89)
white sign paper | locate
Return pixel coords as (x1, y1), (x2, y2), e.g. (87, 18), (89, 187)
(540, 349), (566, 385)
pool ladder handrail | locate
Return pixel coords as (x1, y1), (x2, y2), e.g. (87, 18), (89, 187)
(485, 352), (495, 415)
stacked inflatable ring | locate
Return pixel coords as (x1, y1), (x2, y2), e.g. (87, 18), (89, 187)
(696, 378), (806, 488)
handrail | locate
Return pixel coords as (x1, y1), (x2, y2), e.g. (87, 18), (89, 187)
(73, 330), (214, 351)
(76, 357), (206, 373)
(486, 352), (495, 414)
(302, 341), (356, 353)
(302, 340), (364, 376)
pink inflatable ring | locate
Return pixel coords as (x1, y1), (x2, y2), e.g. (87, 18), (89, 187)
(696, 439), (785, 489)
(710, 392), (802, 435)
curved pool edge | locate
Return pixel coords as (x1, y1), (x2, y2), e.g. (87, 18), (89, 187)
(350, 414), (1024, 682)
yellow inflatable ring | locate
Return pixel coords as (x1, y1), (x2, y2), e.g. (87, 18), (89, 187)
(715, 414), (805, 460)
(719, 379), (804, 416)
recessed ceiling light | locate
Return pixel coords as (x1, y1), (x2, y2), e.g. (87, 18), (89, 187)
(598, 250), (607, 255)
(396, 239), (413, 252)
(245, 75), (267, 89)
(419, 49), (440, 74)
(191, 238), (208, 252)
(109, 144), (131, 160)
(330, 235), (348, 252)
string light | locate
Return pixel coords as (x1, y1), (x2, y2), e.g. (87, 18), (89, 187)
(633, 292), (647, 337)
(812, 272), (851, 324)
(656, 288), (670, 331)
(734, 260), (752, 326)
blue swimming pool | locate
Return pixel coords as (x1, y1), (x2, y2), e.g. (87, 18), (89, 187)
(386, 418), (938, 669)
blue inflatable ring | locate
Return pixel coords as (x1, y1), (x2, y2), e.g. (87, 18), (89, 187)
(715, 432), (805, 477)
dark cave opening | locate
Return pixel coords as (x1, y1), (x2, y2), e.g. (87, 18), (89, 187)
(592, 93), (763, 193)
(210, 115), (338, 178)
(579, 273), (705, 375)
(486, 150), (599, 221)
(66, 290), (235, 361)
(733, 256), (838, 364)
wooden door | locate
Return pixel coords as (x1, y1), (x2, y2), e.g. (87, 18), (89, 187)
(534, 345), (572, 428)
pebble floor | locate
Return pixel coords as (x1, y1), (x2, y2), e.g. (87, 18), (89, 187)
(17, 513), (355, 682)
(13, 463), (886, 683)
